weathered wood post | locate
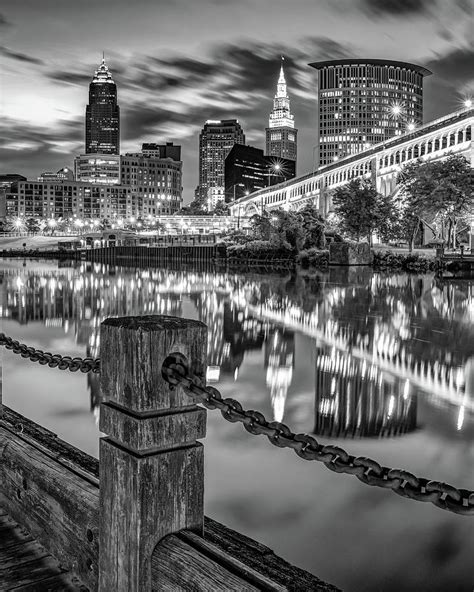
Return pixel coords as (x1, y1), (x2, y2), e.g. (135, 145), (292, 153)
(98, 316), (208, 592)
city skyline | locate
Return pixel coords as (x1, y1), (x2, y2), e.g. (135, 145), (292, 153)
(1, 0), (473, 202)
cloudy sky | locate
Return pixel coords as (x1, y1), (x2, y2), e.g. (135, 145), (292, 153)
(1, 0), (473, 202)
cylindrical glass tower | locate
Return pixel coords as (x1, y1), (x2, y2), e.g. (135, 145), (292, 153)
(309, 59), (432, 167)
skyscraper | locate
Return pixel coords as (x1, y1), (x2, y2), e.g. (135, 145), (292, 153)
(224, 144), (296, 201)
(85, 57), (120, 155)
(309, 59), (431, 167)
(265, 60), (297, 163)
(195, 120), (245, 202)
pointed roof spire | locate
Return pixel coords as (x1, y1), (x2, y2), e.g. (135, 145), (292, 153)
(278, 56), (286, 84)
(92, 53), (114, 84)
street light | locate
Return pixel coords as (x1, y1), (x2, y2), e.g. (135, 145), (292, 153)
(267, 163), (282, 187)
(464, 98), (473, 108)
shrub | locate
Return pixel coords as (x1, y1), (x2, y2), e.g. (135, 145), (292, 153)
(297, 248), (329, 269)
(227, 240), (293, 260)
(373, 250), (435, 272)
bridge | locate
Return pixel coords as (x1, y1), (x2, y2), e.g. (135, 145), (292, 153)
(230, 106), (473, 218)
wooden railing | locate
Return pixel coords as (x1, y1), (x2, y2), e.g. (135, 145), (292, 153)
(0, 316), (339, 591)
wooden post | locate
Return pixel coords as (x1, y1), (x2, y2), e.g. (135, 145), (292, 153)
(98, 316), (208, 592)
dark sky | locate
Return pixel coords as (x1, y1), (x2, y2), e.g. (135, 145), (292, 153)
(1, 0), (473, 202)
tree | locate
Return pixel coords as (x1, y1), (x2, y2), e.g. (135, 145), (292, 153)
(298, 204), (326, 249)
(25, 218), (40, 233)
(179, 201), (208, 216)
(270, 209), (305, 253)
(212, 201), (230, 216)
(397, 154), (473, 249)
(249, 212), (274, 242)
(332, 179), (395, 245)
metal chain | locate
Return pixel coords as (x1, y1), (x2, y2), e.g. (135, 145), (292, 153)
(162, 353), (474, 517)
(2, 335), (472, 516)
(0, 333), (100, 374)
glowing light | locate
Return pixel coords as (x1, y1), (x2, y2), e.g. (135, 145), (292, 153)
(391, 104), (402, 116)
(464, 98), (472, 108)
(407, 122), (416, 132)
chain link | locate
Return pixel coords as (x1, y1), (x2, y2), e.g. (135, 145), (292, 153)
(162, 354), (474, 517)
(0, 333), (100, 374)
(2, 336), (472, 516)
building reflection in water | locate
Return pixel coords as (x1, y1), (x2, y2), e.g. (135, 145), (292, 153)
(1, 262), (473, 434)
(314, 345), (417, 438)
(264, 329), (295, 422)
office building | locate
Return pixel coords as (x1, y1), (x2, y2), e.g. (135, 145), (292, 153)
(38, 168), (74, 182)
(85, 57), (120, 154)
(6, 180), (134, 220)
(74, 154), (121, 184)
(309, 59), (431, 166)
(265, 61), (297, 163)
(224, 144), (296, 201)
(141, 142), (181, 161)
(121, 151), (183, 215)
(196, 120), (245, 201)
(0, 174), (27, 190)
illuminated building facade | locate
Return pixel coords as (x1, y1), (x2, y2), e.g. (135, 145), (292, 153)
(196, 120), (245, 201)
(85, 58), (120, 155)
(5, 180), (134, 220)
(120, 152), (183, 215)
(224, 144), (296, 202)
(206, 186), (225, 211)
(309, 59), (431, 166)
(265, 61), (297, 163)
(38, 168), (74, 182)
(74, 154), (121, 185)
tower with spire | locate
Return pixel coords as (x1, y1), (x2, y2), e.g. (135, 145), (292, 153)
(85, 56), (120, 154)
(265, 58), (297, 164)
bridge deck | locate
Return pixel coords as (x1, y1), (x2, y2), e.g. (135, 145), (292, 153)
(0, 508), (86, 591)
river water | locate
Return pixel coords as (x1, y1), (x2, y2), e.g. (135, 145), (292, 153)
(1, 259), (473, 591)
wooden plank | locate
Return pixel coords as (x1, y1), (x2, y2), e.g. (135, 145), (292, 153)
(0, 539), (49, 570)
(202, 518), (341, 592)
(0, 556), (62, 589)
(7, 572), (87, 592)
(1, 407), (99, 484)
(0, 427), (99, 592)
(151, 534), (261, 592)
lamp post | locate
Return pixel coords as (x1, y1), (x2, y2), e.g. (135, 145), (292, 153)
(267, 163), (282, 187)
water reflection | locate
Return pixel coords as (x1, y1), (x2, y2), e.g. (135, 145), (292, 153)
(1, 260), (474, 436)
(314, 345), (417, 438)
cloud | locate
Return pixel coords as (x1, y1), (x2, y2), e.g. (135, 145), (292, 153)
(0, 116), (83, 176)
(48, 71), (92, 86)
(426, 47), (474, 85)
(0, 12), (11, 27)
(0, 46), (44, 65)
(361, 0), (432, 17)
